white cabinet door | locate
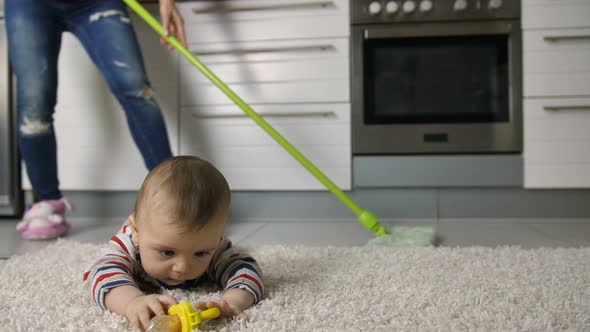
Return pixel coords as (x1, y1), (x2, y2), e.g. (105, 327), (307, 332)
(179, 103), (351, 190)
(179, 38), (349, 106)
(178, 0), (349, 43)
(523, 28), (590, 97)
(175, 0), (351, 190)
(522, 0), (590, 29)
(179, 0), (349, 22)
(524, 98), (590, 188)
(22, 12), (178, 191)
(522, 1), (590, 188)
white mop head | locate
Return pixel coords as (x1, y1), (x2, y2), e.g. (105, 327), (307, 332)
(367, 225), (436, 247)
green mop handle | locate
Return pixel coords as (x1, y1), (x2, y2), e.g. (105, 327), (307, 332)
(123, 0), (388, 236)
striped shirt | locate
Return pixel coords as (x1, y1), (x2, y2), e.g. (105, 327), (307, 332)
(83, 223), (263, 310)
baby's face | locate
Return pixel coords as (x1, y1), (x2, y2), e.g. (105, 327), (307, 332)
(133, 208), (226, 286)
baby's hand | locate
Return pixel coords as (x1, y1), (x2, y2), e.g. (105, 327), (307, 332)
(195, 300), (249, 321)
(126, 294), (178, 330)
(195, 288), (254, 321)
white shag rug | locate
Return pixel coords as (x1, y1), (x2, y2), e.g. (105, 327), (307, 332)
(1, 240), (589, 331)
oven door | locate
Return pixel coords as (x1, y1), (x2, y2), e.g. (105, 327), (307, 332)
(351, 21), (522, 154)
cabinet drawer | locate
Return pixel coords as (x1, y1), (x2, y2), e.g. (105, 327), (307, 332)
(524, 97), (590, 142)
(178, 0), (348, 24)
(186, 39), (348, 64)
(524, 97), (590, 113)
(180, 79), (349, 106)
(183, 16), (347, 44)
(181, 39), (348, 83)
(179, 103), (351, 190)
(177, 0), (348, 44)
(522, 0), (590, 29)
(524, 97), (590, 188)
(180, 104), (350, 146)
(182, 56), (348, 85)
(179, 38), (349, 105)
(523, 28), (590, 97)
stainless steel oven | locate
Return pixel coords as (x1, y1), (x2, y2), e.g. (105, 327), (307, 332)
(351, 0), (522, 154)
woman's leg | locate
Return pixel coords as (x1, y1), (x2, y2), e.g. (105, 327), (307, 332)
(5, 0), (64, 201)
(6, 0), (74, 239)
(67, 0), (173, 171)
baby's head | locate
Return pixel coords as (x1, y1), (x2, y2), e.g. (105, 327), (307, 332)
(129, 156), (231, 286)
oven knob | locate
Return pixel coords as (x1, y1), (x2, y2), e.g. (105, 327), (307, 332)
(419, 0), (433, 12)
(488, 0), (502, 9)
(368, 1), (383, 15)
(453, 0), (468, 11)
(385, 1), (400, 14)
(402, 1), (416, 13)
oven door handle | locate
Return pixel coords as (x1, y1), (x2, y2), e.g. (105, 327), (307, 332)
(543, 34), (590, 42)
(192, 1), (335, 14)
(543, 105), (590, 111)
(363, 21), (516, 39)
(192, 111), (336, 119)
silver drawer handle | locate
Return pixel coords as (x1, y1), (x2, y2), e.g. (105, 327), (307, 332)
(544, 105), (590, 111)
(192, 1), (335, 14)
(192, 111), (336, 119)
(543, 35), (590, 42)
(191, 44), (334, 56)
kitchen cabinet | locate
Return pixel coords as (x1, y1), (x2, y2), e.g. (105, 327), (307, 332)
(22, 7), (179, 191)
(180, 103), (350, 190)
(22, 0), (351, 191)
(176, 0), (351, 190)
(522, 0), (590, 188)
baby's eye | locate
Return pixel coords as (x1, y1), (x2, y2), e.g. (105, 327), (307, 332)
(194, 251), (209, 258)
(161, 250), (175, 257)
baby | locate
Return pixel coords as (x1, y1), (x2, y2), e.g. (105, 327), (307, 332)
(83, 156), (263, 330)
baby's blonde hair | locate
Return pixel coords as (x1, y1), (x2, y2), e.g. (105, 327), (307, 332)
(134, 156), (231, 231)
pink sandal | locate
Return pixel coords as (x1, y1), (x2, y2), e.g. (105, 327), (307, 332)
(16, 198), (74, 240)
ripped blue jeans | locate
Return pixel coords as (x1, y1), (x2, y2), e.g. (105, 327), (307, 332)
(5, 0), (172, 201)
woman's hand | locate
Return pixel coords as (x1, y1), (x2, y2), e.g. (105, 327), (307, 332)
(126, 294), (178, 330)
(158, 0), (187, 48)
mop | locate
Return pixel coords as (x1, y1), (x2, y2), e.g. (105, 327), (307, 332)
(123, 0), (434, 246)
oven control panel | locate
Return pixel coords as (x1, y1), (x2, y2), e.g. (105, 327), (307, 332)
(352, 0), (520, 24)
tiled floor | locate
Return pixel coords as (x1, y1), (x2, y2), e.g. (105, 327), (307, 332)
(1, 218), (589, 258)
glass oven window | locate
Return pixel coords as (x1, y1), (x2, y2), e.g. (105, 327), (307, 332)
(364, 35), (509, 124)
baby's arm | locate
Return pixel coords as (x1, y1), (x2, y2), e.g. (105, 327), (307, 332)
(106, 285), (177, 330)
(83, 246), (138, 310)
(105, 285), (144, 314)
(83, 225), (176, 329)
(203, 238), (264, 316)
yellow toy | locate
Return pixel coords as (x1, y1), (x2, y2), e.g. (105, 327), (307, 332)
(146, 302), (221, 332)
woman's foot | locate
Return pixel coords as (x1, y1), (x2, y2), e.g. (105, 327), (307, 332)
(16, 198), (74, 240)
